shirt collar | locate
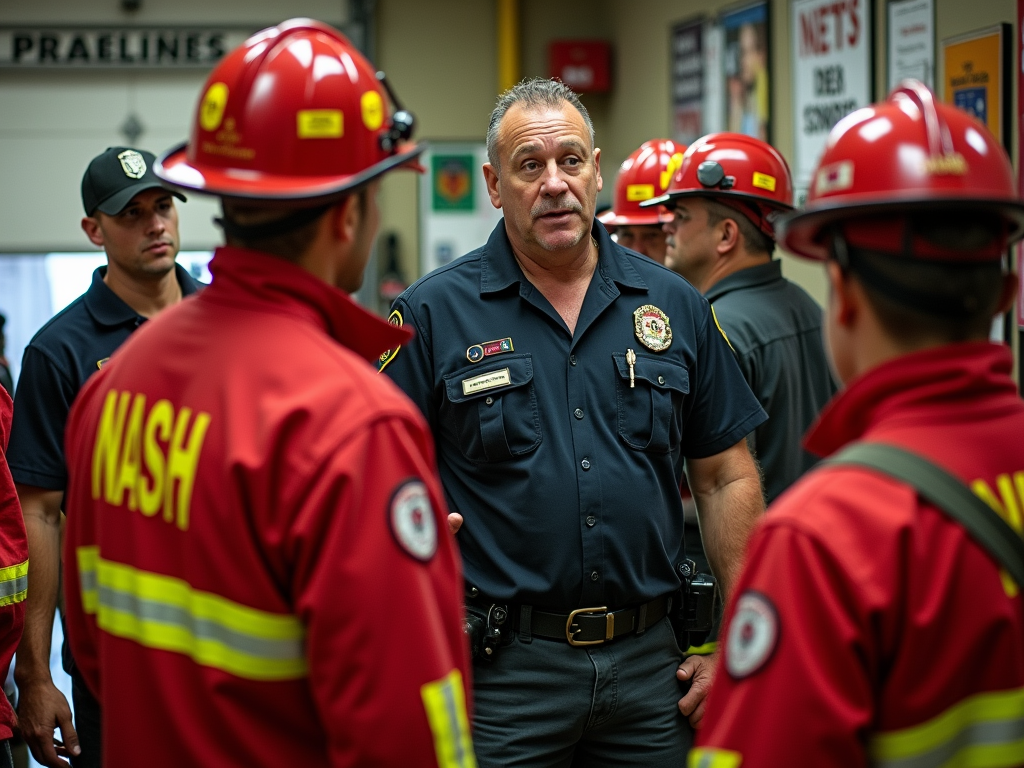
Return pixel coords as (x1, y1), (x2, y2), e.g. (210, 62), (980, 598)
(84, 262), (202, 327)
(704, 259), (782, 303)
(480, 217), (648, 295)
(202, 246), (412, 362)
(804, 342), (1016, 458)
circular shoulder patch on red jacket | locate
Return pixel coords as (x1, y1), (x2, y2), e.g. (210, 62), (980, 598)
(725, 591), (779, 679)
(389, 479), (437, 562)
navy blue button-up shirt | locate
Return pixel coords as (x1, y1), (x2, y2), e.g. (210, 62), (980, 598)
(384, 220), (765, 610)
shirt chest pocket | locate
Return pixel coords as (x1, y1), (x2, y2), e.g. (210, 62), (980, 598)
(612, 353), (689, 454)
(441, 354), (542, 463)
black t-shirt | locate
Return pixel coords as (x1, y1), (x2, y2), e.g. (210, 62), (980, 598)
(8, 264), (201, 491)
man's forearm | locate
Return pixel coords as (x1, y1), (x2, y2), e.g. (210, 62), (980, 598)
(687, 442), (765, 601)
(14, 487), (62, 683)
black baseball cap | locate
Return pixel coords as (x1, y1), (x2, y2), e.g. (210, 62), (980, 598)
(81, 146), (186, 216)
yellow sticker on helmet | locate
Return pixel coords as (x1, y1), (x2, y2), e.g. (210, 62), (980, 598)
(361, 91), (384, 131)
(199, 82), (229, 132)
(752, 172), (777, 192)
(626, 184), (655, 201)
(660, 152), (684, 191)
(297, 110), (343, 139)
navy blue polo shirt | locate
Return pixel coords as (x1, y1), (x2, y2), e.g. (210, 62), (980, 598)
(8, 264), (201, 491)
(383, 220), (765, 610)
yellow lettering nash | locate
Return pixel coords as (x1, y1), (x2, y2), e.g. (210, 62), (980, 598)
(139, 399), (173, 517)
(971, 475), (1024, 597)
(165, 407), (211, 531)
(92, 390), (131, 503)
(114, 393), (146, 511)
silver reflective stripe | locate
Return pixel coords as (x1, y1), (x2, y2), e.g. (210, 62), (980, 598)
(873, 716), (1024, 768)
(98, 585), (304, 662)
(0, 573), (27, 601)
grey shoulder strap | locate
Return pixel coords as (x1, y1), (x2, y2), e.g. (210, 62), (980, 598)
(824, 442), (1024, 589)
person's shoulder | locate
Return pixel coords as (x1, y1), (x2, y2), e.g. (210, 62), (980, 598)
(400, 249), (486, 307)
(25, 294), (92, 353)
(765, 462), (918, 551)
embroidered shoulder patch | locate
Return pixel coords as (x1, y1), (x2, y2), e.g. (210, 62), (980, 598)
(388, 479), (437, 562)
(377, 309), (403, 373)
(725, 591), (779, 679)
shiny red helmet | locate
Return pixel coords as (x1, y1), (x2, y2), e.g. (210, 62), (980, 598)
(642, 132), (794, 239)
(599, 140), (686, 229)
(779, 80), (1024, 262)
(156, 19), (423, 201)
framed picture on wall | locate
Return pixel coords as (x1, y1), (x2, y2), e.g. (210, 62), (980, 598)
(670, 17), (706, 145)
(887, 0), (935, 90)
(941, 24), (1011, 152)
(719, 1), (771, 142)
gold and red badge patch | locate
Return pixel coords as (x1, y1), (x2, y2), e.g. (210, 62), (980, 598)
(633, 305), (672, 352)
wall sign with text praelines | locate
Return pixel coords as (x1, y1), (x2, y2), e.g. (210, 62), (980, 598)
(0, 27), (255, 69)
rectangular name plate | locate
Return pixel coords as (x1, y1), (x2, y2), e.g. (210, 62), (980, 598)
(462, 368), (511, 396)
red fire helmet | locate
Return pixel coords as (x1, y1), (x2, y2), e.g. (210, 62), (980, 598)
(599, 140), (686, 229)
(779, 80), (1024, 261)
(156, 19), (423, 201)
(642, 132), (794, 239)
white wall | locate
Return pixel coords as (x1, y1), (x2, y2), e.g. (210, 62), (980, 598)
(0, 0), (350, 252)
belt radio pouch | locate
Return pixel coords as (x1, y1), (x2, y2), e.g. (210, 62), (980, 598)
(671, 559), (718, 651)
(464, 599), (509, 662)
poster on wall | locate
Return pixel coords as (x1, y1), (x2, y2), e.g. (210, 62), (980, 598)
(721, 2), (771, 141)
(419, 142), (503, 276)
(887, 0), (934, 90)
(791, 0), (872, 203)
(671, 18), (706, 145)
(941, 25), (1011, 151)
(703, 23), (726, 134)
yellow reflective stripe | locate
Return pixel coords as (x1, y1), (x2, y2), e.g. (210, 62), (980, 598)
(870, 686), (1024, 768)
(76, 547), (307, 681)
(686, 640), (718, 656)
(421, 669), (476, 768)
(0, 558), (28, 607)
(77, 545), (99, 614)
(688, 747), (744, 768)
(710, 306), (735, 353)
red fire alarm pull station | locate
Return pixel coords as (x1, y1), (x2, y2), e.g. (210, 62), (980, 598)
(549, 40), (611, 93)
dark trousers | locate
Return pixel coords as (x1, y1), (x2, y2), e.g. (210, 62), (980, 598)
(471, 616), (692, 767)
(69, 674), (101, 768)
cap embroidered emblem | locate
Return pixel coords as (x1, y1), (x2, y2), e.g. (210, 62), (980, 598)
(633, 305), (672, 352)
(117, 150), (147, 179)
(725, 591), (779, 679)
(388, 479), (437, 562)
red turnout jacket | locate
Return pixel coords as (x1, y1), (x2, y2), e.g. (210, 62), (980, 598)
(693, 343), (1024, 768)
(63, 247), (474, 767)
(0, 387), (27, 740)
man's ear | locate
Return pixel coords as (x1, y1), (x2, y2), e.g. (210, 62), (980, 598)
(329, 194), (363, 244)
(482, 163), (502, 210)
(826, 260), (859, 330)
(81, 217), (104, 248)
(593, 147), (603, 192)
(715, 218), (740, 255)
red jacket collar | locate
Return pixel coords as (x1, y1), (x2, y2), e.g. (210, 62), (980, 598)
(805, 342), (1017, 458)
(202, 246), (412, 362)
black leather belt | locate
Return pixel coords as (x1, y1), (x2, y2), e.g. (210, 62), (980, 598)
(466, 594), (671, 647)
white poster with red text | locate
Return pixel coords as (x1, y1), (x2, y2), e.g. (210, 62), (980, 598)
(791, 0), (872, 204)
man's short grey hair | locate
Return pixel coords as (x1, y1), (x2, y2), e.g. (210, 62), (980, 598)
(486, 78), (595, 171)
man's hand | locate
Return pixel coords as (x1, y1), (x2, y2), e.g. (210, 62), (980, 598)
(447, 513), (463, 536)
(676, 652), (718, 728)
(17, 679), (80, 767)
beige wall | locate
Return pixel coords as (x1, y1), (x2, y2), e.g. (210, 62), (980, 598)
(376, 0), (1019, 312)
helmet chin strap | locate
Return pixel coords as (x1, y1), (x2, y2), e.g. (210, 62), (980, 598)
(215, 202), (334, 241)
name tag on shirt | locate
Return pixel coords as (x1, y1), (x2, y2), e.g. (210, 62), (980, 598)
(462, 368), (511, 396)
